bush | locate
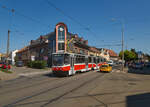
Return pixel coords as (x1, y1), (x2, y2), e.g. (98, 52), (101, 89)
(27, 61), (33, 68)
(27, 61), (47, 69)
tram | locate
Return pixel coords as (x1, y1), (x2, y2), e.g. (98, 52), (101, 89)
(52, 52), (107, 76)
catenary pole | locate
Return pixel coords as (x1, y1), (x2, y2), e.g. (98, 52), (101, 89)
(121, 22), (124, 72)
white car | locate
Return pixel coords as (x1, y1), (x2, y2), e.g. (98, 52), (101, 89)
(107, 60), (114, 66)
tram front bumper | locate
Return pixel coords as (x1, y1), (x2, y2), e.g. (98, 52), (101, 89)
(53, 70), (69, 76)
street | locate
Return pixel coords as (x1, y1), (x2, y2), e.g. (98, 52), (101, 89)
(0, 1), (150, 107)
(0, 66), (150, 107)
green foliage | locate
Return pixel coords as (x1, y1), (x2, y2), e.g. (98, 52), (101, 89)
(14, 56), (19, 62)
(27, 61), (47, 69)
(119, 50), (137, 61)
(27, 61), (33, 68)
(0, 68), (12, 73)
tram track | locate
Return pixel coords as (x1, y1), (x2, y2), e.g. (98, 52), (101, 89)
(40, 73), (106, 107)
(0, 74), (51, 88)
(3, 71), (104, 107)
(0, 77), (59, 95)
(0, 71), (96, 95)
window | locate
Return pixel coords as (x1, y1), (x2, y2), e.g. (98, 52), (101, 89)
(88, 57), (92, 63)
(58, 43), (65, 50)
(97, 58), (99, 63)
(80, 50), (84, 54)
(40, 48), (44, 54)
(58, 26), (65, 41)
(52, 54), (64, 66)
(64, 54), (70, 65)
(75, 55), (85, 63)
(74, 48), (78, 53)
(94, 57), (96, 63)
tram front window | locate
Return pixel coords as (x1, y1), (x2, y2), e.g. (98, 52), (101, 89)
(53, 54), (64, 66)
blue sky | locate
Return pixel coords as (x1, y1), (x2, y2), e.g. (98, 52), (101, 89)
(0, 0), (150, 54)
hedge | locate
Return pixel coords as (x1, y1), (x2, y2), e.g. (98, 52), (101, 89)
(27, 61), (47, 69)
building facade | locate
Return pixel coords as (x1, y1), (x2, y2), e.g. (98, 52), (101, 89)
(9, 50), (18, 65)
(17, 22), (111, 67)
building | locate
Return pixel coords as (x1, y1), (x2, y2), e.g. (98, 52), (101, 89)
(0, 53), (7, 62)
(107, 49), (118, 61)
(17, 22), (111, 66)
(0, 53), (2, 61)
(9, 50), (18, 65)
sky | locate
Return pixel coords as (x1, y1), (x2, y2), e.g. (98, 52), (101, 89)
(0, 0), (150, 54)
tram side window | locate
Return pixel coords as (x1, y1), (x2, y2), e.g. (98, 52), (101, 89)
(85, 57), (88, 64)
(64, 54), (70, 65)
(81, 56), (85, 63)
(75, 56), (85, 63)
(88, 57), (92, 63)
(99, 58), (102, 63)
(101, 58), (103, 62)
(79, 56), (83, 63)
(75, 56), (79, 63)
(104, 58), (106, 62)
(94, 57), (96, 63)
(97, 58), (99, 63)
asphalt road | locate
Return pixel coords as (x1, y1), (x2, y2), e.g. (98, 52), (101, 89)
(0, 66), (150, 107)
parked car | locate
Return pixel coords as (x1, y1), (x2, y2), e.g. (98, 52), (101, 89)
(1, 63), (11, 69)
(133, 63), (143, 69)
(16, 61), (24, 67)
(100, 64), (112, 72)
(107, 60), (114, 66)
(145, 62), (150, 67)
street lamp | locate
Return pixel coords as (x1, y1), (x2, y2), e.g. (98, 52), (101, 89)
(112, 18), (124, 72)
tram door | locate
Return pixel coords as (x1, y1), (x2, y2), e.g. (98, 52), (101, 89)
(70, 55), (74, 75)
(85, 56), (88, 71)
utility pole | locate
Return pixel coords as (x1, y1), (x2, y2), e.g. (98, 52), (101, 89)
(6, 30), (10, 71)
(5, 7), (15, 70)
(7, 30), (10, 56)
(111, 18), (125, 72)
(121, 23), (124, 72)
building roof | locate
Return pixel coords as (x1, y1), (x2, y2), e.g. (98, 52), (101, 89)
(17, 46), (28, 53)
(107, 49), (118, 57)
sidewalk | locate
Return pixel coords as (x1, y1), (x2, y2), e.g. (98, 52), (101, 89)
(0, 66), (51, 81)
(0, 71), (19, 81)
(112, 67), (128, 73)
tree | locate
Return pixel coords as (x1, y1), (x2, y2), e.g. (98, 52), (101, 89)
(14, 55), (19, 62)
(131, 48), (138, 59)
(119, 50), (137, 62)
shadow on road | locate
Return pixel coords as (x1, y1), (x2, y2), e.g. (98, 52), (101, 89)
(43, 73), (65, 78)
(128, 67), (150, 75)
(126, 93), (150, 107)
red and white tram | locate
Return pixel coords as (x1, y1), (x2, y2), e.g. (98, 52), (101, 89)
(52, 53), (107, 76)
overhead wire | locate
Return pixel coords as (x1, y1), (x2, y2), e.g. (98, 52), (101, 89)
(45, 0), (121, 49)
(46, 0), (97, 37)
(0, 3), (50, 29)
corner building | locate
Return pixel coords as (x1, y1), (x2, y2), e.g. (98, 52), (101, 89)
(17, 22), (109, 67)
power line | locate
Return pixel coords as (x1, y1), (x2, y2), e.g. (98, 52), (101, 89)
(94, 44), (122, 47)
(45, 0), (98, 37)
(0, 3), (50, 29)
(45, 0), (123, 46)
